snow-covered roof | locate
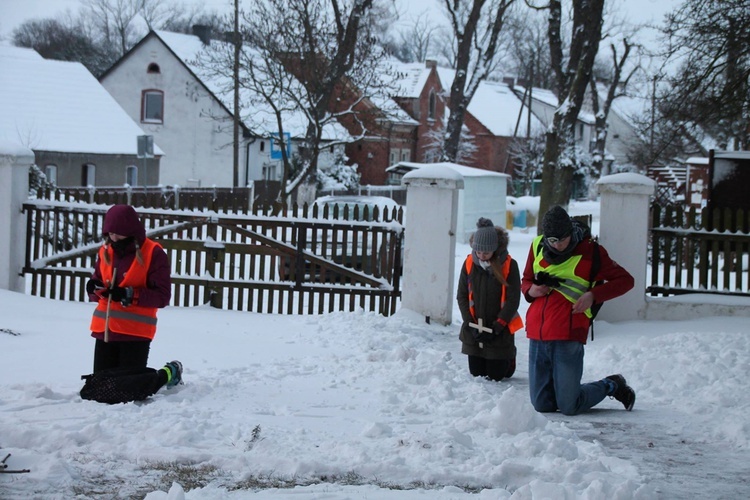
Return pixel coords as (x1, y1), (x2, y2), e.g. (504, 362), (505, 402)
(0, 46), (162, 155)
(435, 68), (544, 137)
(154, 30), (355, 141)
(387, 161), (510, 178)
(516, 85), (596, 124)
(388, 60), (433, 99)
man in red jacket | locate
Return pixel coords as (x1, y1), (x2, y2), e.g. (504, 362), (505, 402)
(522, 205), (636, 415)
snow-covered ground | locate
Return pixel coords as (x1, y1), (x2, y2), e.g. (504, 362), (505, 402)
(2, 201), (749, 499)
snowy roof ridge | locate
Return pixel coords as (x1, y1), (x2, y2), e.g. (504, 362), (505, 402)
(0, 45), (160, 156)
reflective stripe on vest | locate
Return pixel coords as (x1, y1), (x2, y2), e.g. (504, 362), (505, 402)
(89, 238), (162, 339)
(531, 235), (594, 319)
(465, 254), (523, 334)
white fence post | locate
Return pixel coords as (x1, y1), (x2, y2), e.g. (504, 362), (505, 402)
(401, 165), (464, 325)
(596, 173), (655, 322)
(0, 142), (33, 292)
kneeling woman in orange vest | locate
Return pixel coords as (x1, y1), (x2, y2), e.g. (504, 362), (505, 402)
(83, 205), (180, 402)
(457, 218), (523, 381)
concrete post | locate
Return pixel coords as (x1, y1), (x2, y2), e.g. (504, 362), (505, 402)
(596, 173), (655, 322)
(0, 141), (33, 292)
(401, 165), (464, 325)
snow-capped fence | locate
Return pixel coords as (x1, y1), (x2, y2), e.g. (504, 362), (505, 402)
(19, 201), (404, 316)
(647, 203), (750, 297)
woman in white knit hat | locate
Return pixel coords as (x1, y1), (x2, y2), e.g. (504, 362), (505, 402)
(456, 218), (523, 381)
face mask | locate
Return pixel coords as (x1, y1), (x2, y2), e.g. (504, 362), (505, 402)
(110, 236), (134, 253)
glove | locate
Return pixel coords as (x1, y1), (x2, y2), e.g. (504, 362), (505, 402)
(533, 271), (562, 287)
(109, 286), (134, 306)
(492, 321), (510, 337)
(85, 278), (105, 295)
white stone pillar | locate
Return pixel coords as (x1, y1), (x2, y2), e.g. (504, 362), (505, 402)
(596, 173), (655, 322)
(401, 165), (464, 325)
(0, 141), (33, 292)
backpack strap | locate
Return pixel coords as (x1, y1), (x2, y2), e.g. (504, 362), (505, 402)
(588, 239), (601, 340)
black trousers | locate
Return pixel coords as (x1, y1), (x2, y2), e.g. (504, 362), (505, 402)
(468, 355), (516, 381)
(93, 339), (151, 373)
(81, 366), (169, 404)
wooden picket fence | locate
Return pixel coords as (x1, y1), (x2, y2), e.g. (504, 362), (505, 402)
(22, 200), (404, 315)
(648, 203), (750, 297)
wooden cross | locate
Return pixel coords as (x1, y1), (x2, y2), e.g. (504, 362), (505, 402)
(469, 318), (493, 348)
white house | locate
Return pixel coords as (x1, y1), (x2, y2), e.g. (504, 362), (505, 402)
(0, 45), (162, 187)
(99, 29), (349, 189)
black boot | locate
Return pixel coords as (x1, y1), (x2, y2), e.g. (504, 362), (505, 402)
(606, 374), (635, 411)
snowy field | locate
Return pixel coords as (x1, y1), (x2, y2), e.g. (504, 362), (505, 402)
(2, 201), (750, 499)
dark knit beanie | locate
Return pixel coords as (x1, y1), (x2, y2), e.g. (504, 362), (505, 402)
(472, 218), (498, 253)
(542, 206), (573, 239)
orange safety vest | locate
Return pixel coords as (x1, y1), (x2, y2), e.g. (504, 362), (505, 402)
(89, 239), (162, 340)
(465, 254), (524, 334)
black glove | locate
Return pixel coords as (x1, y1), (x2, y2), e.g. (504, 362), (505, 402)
(533, 271), (562, 287)
(492, 322), (510, 336)
(109, 286), (134, 306)
(85, 278), (105, 295)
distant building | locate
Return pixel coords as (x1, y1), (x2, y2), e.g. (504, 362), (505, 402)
(0, 45), (161, 187)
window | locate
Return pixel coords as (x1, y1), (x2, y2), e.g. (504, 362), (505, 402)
(126, 165), (138, 186)
(400, 149), (411, 162)
(260, 141), (265, 152)
(390, 149), (398, 166)
(262, 163), (276, 181)
(141, 89), (164, 123)
(44, 164), (57, 185)
(147, 63), (161, 74)
(428, 90), (436, 120)
(81, 163), (96, 186)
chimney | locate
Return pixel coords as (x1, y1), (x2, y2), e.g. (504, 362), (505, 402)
(192, 25), (211, 46)
(425, 60), (436, 69)
(502, 77), (515, 88)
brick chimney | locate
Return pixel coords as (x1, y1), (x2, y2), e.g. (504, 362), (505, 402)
(425, 60), (437, 69)
(192, 25), (211, 46)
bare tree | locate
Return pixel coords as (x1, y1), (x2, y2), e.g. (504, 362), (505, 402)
(440, 0), (516, 163)
(387, 12), (441, 63)
(195, 0), (391, 210)
(81, 0), (143, 58)
(505, 11), (553, 89)
(11, 17), (107, 75)
(658, 0), (750, 151)
(533, 0), (605, 223)
(589, 36), (639, 176)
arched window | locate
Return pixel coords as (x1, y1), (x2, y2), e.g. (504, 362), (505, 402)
(81, 163), (96, 186)
(147, 63), (161, 74)
(141, 89), (164, 124)
(428, 90), (436, 120)
(126, 165), (138, 186)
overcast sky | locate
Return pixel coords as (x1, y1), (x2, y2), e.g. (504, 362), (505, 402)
(1, 0), (679, 42)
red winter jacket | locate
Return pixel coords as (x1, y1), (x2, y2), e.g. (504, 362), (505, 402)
(521, 238), (633, 344)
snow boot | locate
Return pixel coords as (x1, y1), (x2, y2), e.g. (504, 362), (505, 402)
(606, 374), (635, 411)
(163, 361), (183, 388)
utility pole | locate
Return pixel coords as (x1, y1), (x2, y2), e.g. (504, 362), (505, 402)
(232, 0), (240, 187)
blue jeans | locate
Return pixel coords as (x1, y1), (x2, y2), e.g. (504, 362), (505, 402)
(528, 339), (610, 415)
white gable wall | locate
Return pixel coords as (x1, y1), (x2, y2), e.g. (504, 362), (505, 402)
(101, 36), (242, 187)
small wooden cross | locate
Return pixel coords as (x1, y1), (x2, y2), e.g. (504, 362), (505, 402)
(469, 318), (493, 348)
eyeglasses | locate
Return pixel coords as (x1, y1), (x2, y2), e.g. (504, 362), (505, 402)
(545, 234), (570, 245)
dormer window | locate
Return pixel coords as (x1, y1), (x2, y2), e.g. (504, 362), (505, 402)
(141, 89), (164, 124)
(147, 63), (161, 74)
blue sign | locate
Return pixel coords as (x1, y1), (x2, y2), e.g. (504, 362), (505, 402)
(270, 132), (291, 160)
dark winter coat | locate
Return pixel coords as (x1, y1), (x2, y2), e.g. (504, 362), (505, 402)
(457, 252), (521, 360)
